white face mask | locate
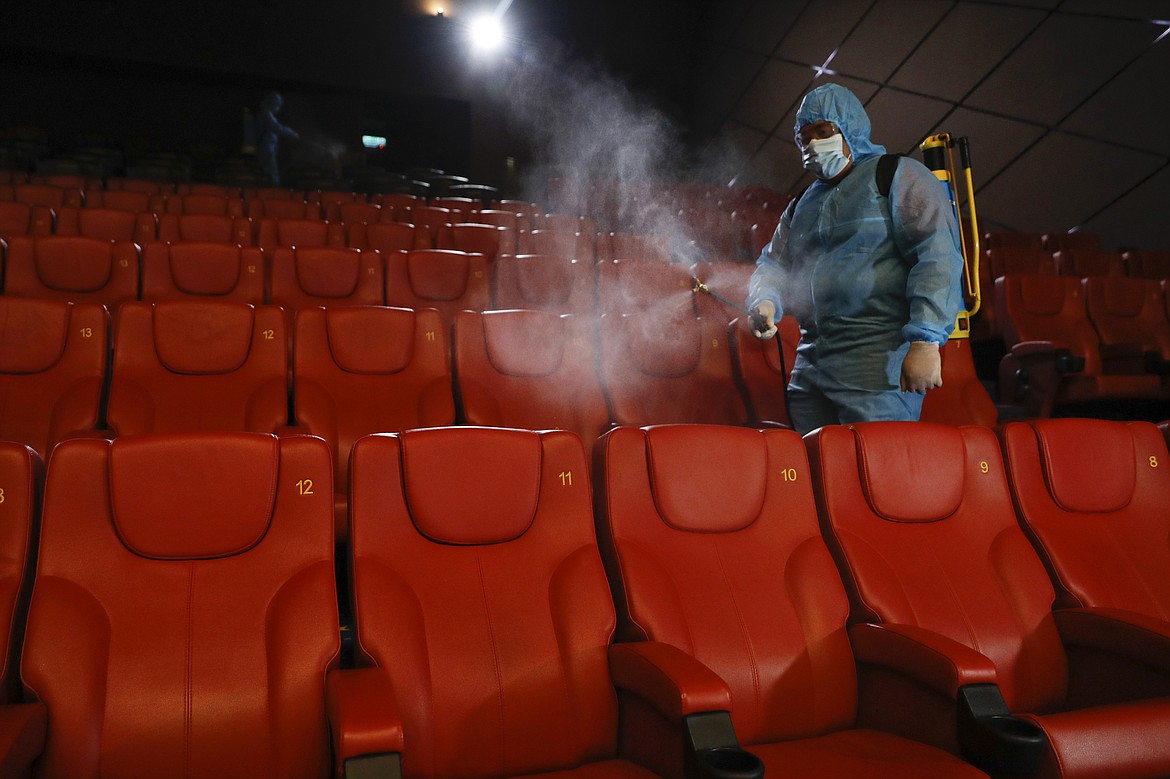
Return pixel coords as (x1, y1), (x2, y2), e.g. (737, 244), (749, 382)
(802, 134), (849, 180)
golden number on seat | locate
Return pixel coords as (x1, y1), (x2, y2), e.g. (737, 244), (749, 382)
(0, 487), (5, 504)
(980, 461), (990, 474)
(262, 329), (274, 340)
(367, 267), (375, 275)
(296, 479), (314, 496)
(781, 468), (797, 482)
(119, 258), (129, 267)
(425, 331), (436, 341)
(79, 327), (93, 338)
(247, 264), (257, 274)
(1151, 456), (1159, 468)
(559, 471), (572, 486)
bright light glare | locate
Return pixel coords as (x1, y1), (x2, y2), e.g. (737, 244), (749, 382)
(469, 14), (505, 53)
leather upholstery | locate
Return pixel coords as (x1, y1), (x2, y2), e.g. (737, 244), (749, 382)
(453, 310), (611, 456)
(595, 258), (697, 317)
(0, 297), (108, 458)
(0, 443), (41, 704)
(20, 433), (339, 778)
(492, 254), (596, 314)
(107, 301), (289, 436)
(348, 427), (661, 778)
(1001, 418), (1170, 618)
(141, 242), (265, 303)
(594, 424), (986, 778)
(157, 213), (254, 245)
(599, 311), (748, 427)
(269, 246), (385, 313)
(293, 305), (455, 537)
(384, 249), (491, 328)
(808, 421), (1170, 778)
(728, 315), (800, 427)
(3, 235), (139, 309)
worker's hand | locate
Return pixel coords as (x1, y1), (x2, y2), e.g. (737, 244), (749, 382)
(900, 341), (942, 393)
(749, 301), (778, 339)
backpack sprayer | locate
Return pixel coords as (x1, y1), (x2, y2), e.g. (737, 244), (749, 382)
(919, 133), (981, 338)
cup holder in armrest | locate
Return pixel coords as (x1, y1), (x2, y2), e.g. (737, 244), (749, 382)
(958, 684), (1046, 775)
(695, 747), (765, 779)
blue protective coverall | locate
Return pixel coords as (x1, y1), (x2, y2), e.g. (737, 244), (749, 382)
(256, 93), (297, 186)
(747, 83), (963, 434)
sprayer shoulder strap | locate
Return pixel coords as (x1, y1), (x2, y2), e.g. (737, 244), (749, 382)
(791, 153), (903, 209)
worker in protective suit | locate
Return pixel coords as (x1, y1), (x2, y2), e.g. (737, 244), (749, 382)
(256, 92), (299, 186)
(747, 83), (963, 435)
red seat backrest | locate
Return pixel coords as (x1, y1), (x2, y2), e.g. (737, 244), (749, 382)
(23, 433), (338, 777)
(140, 242), (265, 304)
(384, 249), (491, 329)
(348, 427), (620, 777)
(807, 422), (1065, 714)
(0, 442), (41, 703)
(0, 297), (108, 458)
(157, 213), (254, 245)
(1083, 275), (1170, 359)
(599, 310), (748, 427)
(107, 301), (289, 436)
(594, 425), (857, 747)
(294, 305), (455, 535)
(453, 310), (610, 455)
(3, 235), (139, 309)
(269, 246), (384, 315)
(1001, 418), (1170, 618)
(492, 253), (596, 314)
(728, 316), (800, 428)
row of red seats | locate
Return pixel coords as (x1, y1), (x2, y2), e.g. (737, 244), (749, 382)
(994, 274), (1170, 415)
(1, 418), (1168, 776)
(0, 295), (995, 530)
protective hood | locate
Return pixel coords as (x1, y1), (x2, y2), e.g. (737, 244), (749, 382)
(794, 83), (886, 161)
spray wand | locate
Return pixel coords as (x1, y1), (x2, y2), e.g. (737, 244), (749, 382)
(690, 275), (772, 335)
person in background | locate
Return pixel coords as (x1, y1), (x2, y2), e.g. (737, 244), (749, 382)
(256, 91), (299, 186)
(746, 83), (963, 435)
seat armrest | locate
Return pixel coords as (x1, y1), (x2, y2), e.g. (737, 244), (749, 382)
(1008, 340), (1059, 358)
(849, 622), (999, 698)
(326, 668), (404, 769)
(608, 641), (732, 723)
(0, 702), (48, 778)
(1054, 607), (1170, 674)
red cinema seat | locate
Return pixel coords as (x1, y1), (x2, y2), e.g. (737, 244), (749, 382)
(346, 427), (696, 777)
(1123, 249), (1170, 280)
(453, 310), (611, 454)
(492, 253), (596, 314)
(156, 212), (254, 245)
(471, 209), (522, 253)
(1054, 250), (1124, 278)
(269, 246), (384, 317)
(1001, 418), (1170, 622)
(689, 260), (751, 323)
(524, 228), (595, 261)
(1044, 232), (1101, 253)
(164, 193), (245, 217)
(596, 258), (698, 318)
(176, 182), (235, 197)
(13, 183), (80, 210)
(257, 217), (345, 253)
(140, 242), (265, 304)
(0, 298), (108, 458)
(996, 274), (1161, 416)
(728, 315), (800, 428)
(373, 193), (420, 222)
(429, 196), (476, 221)
(0, 443), (41, 703)
(0, 201), (51, 240)
(919, 338), (999, 427)
(987, 247), (1056, 280)
(985, 231), (1045, 250)
(85, 189), (151, 213)
(104, 177), (167, 195)
(3, 236), (139, 310)
(293, 305), (455, 536)
(106, 302), (290, 436)
(336, 201), (383, 227)
(4, 433), (376, 777)
(595, 232), (671, 264)
(448, 222), (505, 263)
(599, 310), (748, 427)
(54, 206), (156, 243)
(350, 220), (416, 253)
(384, 249), (491, 329)
(594, 425), (988, 779)
(248, 198), (319, 221)
(807, 421), (1170, 778)
(1083, 275), (1170, 378)
(409, 205), (454, 249)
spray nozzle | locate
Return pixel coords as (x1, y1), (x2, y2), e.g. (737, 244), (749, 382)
(691, 276), (710, 295)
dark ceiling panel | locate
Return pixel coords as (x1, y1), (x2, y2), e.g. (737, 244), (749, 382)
(928, 107), (1047, 185)
(1062, 41), (1170, 154)
(976, 131), (1162, 236)
(772, 0), (876, 67)
(966, 13), (1158, 125)
(888, 3), (1046, 101)
(829, 0), (950, 82)
(863, 88), (954, 153)
(698, 0), (758, 46)
(1059, 1), (1170, 19)
(732, 60), (819, 133)
(1081, 165), (1170, 251)
(692, 46), (768, 134)
(728, 0), (811, 55)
